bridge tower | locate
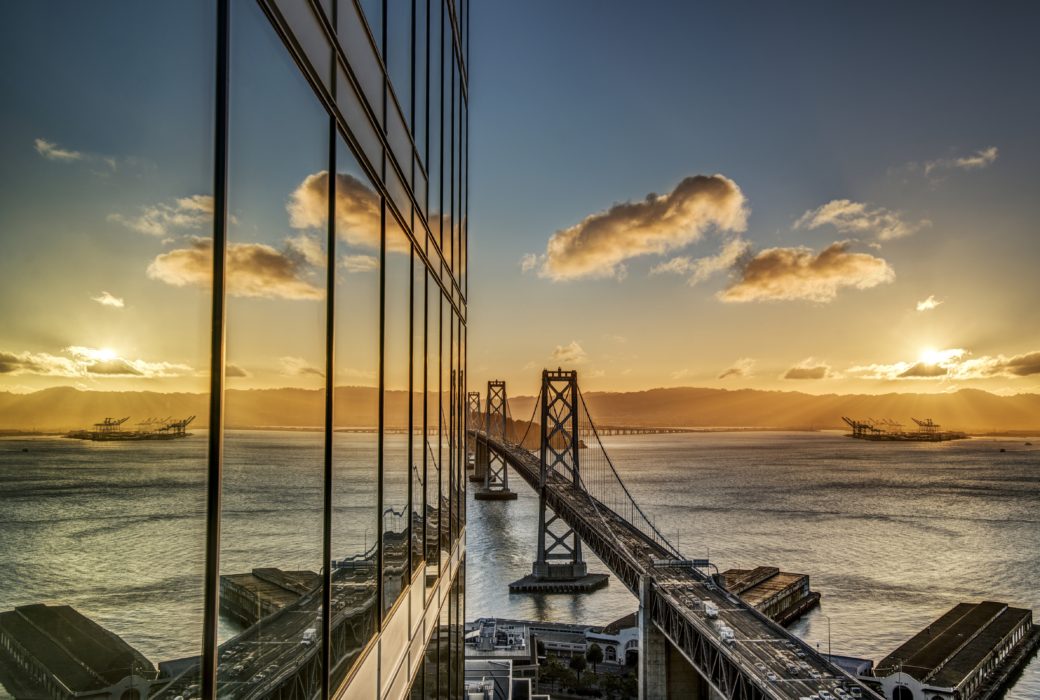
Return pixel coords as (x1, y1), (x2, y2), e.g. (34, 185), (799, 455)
(466, 391), (482, 481)
(509, 369), (608, 592)
(474, 380), (517, 500)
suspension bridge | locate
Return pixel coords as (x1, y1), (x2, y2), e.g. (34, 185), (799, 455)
(468, 369), (880, 700)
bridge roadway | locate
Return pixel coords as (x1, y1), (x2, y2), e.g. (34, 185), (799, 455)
(476, 431), (880, 700)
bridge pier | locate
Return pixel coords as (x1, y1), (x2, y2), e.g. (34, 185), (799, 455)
(474, 380), (517, 500)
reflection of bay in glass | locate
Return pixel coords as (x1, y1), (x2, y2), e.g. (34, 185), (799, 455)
(217, 0), (327, 688)
(330, 134), (381, 687)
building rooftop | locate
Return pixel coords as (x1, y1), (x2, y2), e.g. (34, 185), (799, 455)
(876, 600), (1032, 687)
(0, 604), (154, 693)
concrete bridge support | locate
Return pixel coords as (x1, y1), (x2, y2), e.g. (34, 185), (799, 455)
(639, 577), (716, 700)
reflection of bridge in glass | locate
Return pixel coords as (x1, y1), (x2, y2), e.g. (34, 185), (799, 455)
(470, 369), (882, 700)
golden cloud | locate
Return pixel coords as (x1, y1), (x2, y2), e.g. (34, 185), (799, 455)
(147, 237), (324, 300)
(536, 174), (748, 280)
(719, 241), (895, 303)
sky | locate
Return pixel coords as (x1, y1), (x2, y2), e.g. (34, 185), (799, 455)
(466, 2), (1040, 396)
(1, 2), (1038, 400)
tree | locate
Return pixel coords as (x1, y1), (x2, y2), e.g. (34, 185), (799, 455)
(569, 653), (588, 684)
(586, 643), (604, 673)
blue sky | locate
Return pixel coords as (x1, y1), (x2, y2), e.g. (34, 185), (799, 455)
(466, 1), (1040, 394)
(0, 2), (1038, 398)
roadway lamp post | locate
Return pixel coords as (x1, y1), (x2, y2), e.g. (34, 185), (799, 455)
(822, 613), (832, 662)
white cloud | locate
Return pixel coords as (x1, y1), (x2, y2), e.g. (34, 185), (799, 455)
(783, 359), (834, 380)
(848, 348), (1040, 381)
(795, 199), (930, 241)
(519, 253), (539, 273)
(0, 346), (191, 378)
(719, 358), (755, 379)
(916, 295), (943, 312)
(340, 254), (379, 273)
(652, 238), (752, 286)
(550, 341), (587, 365)
(148, 237), (325, 300)
(109, 194), (214, 237)
(924, 146), (998, 176)
(34, 138), (83, 162)
(91, 291), (125, 308)
(280, 356), (324, 377)
(537, 174), (748, 280)
(719, 241), (895, 303)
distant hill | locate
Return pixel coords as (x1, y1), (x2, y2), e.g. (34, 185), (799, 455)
(0, 386), (411, 432)
(2, 385), (1037, 434)
(507, 387), (1040, 434)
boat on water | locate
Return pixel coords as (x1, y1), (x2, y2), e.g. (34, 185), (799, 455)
(841, 416), (968, 442)
(66, 416), (196, 441)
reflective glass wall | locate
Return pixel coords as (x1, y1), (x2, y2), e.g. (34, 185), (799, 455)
(0, 1), (468, 698)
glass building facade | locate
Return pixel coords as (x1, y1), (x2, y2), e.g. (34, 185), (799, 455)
(0, 1), (467, 699)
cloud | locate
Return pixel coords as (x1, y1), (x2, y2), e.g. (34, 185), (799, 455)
(0, 346), (191, 378)
(109, 194), (214, 237)
(719, 358), (754, 379)
(916, 295), (943, 312)
(91, 291), (125, 308)
(287, 171), (400, 252)
(924, 146), (998, 176)
(652, 238), (752, 286)
(34, 138), (83, 162)
(536, 174), (748, 280)
(848, 348), (1040, 381)
(795, 199), (930, 241)
(225, 363), (250, 378)
(340, 254), (379, 273)
(783, 360), (833, 380)
(519, 253), (539, 273)
(550, 341), (587, 365)
(719, 241), (895, 303)
(148, 237), (325, 300)
(280, 356), (324, 377)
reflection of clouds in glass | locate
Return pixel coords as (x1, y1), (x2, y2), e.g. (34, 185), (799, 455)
(109, 194), (214, 237)
(288, 171), (409, 253)
(341, 254), (379, 273)
(148, 237), (324, 300)
(279, 356), (324, 377)
(91, 291), (125, 308)
(0, 345), (191, 378)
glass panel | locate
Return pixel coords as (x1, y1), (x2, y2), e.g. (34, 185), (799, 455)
(423, 616), (439, 700)
(439, 295), (450, 568)
(454, 60), (462, 283)
(382, 214), (411, 616)
(274, 0), (333, 89)
(336, 62), (384, 172)
(411, 248), (426, 573)
(360, 0), (384, 58)
(386, 0), (412, 126)
(424, 270), (440, 597)
(339, 0), (385, 127)
(219, 0), (326, 692)
(415, 0), (428, 166)
(441, 3), (453, 261)
(427, 0), (441, 244)
(331, 136), (381, 687)
(438, 592), (451, 699)
(0, 4), (213, 695)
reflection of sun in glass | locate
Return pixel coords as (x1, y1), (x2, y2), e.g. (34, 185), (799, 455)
(96, 347), (117, 362)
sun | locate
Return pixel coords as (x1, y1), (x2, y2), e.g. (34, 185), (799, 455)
(96, 347), (117, 362)
(918, 347), (942, 365)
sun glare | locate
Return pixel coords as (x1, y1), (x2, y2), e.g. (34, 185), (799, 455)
(919, 347), (941, 365)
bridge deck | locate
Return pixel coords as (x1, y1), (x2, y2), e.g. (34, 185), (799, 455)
(479, 431), (880, 700)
